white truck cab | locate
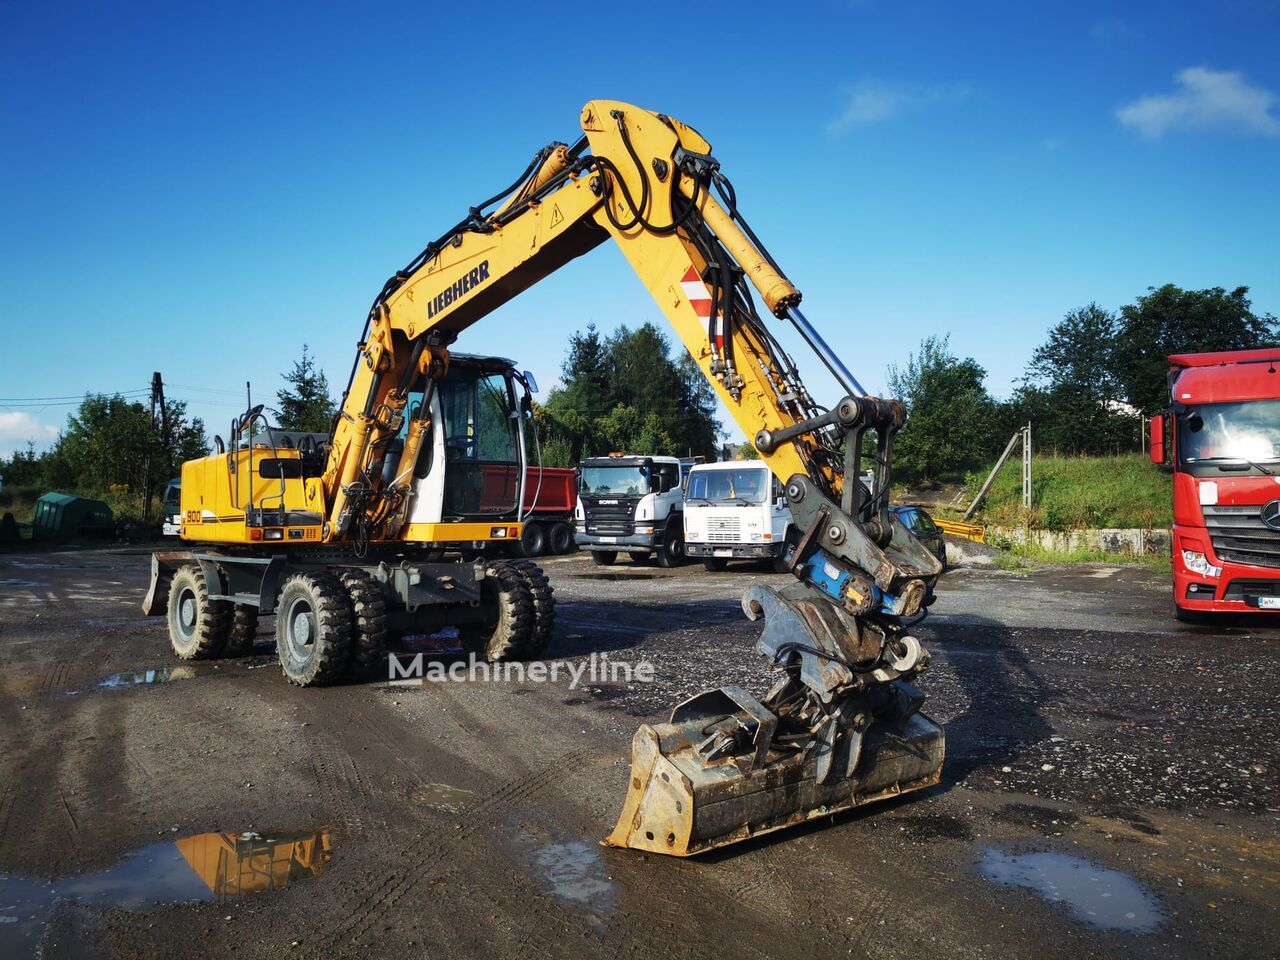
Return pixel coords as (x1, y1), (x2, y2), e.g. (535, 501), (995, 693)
(574, 454), (690, 567)
(683, 460), (793, 572)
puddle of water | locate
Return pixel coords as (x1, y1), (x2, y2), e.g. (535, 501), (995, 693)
(0, 578), (48, 589)
(575, 573), (657, 581)
(97, 668), (174, 690)
(979, 848), (1163, 932)
(522, 838), (615, 934)
(8, 560), (59, 570)
(398, 626), (464, 654)
(413, 782), (475, 812)
(0, 829), (330, 958)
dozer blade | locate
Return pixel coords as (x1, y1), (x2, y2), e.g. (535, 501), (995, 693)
(605, 583), (945, 857)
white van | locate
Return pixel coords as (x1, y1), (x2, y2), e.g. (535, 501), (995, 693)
(683, 461), (793, 572)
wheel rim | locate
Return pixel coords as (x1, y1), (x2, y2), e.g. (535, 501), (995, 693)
(175, 587), (197, 641)
(284, 595), (316, 665)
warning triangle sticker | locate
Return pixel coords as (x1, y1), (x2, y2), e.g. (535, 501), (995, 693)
(549, 204), (564, 229)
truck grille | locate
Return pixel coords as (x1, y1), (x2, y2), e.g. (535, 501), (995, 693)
(706, 517), (742, 543)
(582, 498), (637, 537)
(1202, 505), (1280, 569)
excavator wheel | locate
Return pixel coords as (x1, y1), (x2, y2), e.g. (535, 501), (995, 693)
(459, 561), (534, 662)
(224, 604), (259, 656)
(338, 569), (389, 676)
(167, 563), (231, 660)
(506, 559), (555, 657)
(275, 571), (353, 687)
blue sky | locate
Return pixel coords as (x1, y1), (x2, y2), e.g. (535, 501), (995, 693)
(2, 0), (1278, 455)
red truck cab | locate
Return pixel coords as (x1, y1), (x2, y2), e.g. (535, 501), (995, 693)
(1151, 348), (1280, 618)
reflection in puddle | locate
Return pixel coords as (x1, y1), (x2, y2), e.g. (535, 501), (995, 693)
(398, 626), (464, 654)
(0, 829), (331, 958)
(979, 848), (1163, 932)
(413, 782), (475, 812)
(98, 668), (175, 690)
(574, 573), (658, 582)
(512, 834), (615, 935)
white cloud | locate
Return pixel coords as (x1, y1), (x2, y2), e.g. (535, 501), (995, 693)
(0, 411), (58, 460)
(827, 80), (971, 133)
(1117, 67), (1280, 138)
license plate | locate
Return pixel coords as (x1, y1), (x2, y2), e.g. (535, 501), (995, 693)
(714, 549), (733, 557)
(599, 537), (618, 543)
(1259, 596), (1280, 609)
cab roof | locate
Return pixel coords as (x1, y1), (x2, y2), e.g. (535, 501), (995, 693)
(1169, 349), (1280, 404)
(689, 460), (771, 472)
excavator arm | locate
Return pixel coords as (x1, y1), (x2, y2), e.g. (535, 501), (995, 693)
(323, 100), (946, 855)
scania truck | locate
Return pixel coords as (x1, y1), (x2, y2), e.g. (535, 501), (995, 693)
(573, 454), (688, 566)
(1150, 348), (1280, 619)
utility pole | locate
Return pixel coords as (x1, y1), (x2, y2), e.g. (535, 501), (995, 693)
(1022, 422), (1032, 510)
(142, 372), (168, 524)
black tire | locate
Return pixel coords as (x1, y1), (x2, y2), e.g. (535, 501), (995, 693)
(549, 521), (575, 555)
(275, 571), (353, 687)
(338, 569), (388, 676)
(1174, 602), (1206, 624)
(591, 550), (617, 566)
(655, 524), (685, 568)
(627, 551), (650, 564)
(225, 604), (259, 655)
(507, 559), (555, 657)
(460, 561), (535, 662)
(167, 563), (231, 660)
(520, 522), (547, 558)
(703, 557), (728, 573)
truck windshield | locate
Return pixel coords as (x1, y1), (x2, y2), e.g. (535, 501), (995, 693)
(580, 465), (649, 496)
(687, 468), (769, 504)
(1179, 400), (1280, 469)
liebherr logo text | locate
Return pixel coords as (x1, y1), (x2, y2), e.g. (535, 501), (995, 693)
(427, 260), (490, 318)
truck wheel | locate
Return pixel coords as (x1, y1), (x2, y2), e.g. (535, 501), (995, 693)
(627, 551), (650, 564)
(1173, 602), (1206, 624)
(549, 521), (575, 555)
(168, 563), (231, 660)
(655, 525), (685, 568)
(703, 557), (728, 573)
(591, 551), (617, 566)
(338, 570), (388, 676)
(520, 522), (546, 557)
(508, 559), (555, 657)
(275, 571), (353, 687)
(461, 561), (534, 661)
(224, 604), (259, 655)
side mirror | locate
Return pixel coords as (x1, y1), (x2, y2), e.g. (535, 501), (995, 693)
(523, 371), (539, 394)
(1149, 415), (1165, 464)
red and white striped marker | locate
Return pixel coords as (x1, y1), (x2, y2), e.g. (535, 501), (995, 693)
(680, 265), (723, 350)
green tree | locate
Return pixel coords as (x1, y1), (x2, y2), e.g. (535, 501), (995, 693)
(1015, 303), (1138, 454)
(738, 439), (761, 460)
(887, 335), (999, 481)
(1114, 285), (1279, 413)
(276, 345), (336, 432)
(540, 321), (721, 462)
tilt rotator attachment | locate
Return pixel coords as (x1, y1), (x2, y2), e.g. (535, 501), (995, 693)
(606, 397), (945, 856)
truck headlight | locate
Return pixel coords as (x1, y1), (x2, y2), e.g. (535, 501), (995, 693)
(1182, 550), (1221, 578)
(635, 525), (655, 535)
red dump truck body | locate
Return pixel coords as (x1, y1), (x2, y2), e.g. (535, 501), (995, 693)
(1151, 348), (1280, 617)
(478, 464), (577, 555)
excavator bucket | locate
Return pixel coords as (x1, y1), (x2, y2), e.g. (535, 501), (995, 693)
(605, 583), (945, 857)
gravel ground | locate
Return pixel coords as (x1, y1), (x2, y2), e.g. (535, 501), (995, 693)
(0, 547), (1277, 959)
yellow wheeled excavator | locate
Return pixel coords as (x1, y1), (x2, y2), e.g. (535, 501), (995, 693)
(143, 99), (945, 855)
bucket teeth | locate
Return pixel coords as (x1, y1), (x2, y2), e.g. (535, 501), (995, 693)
(606, 584), (946, 857)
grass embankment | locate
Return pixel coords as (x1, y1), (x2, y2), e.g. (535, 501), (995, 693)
(962, 453), (1171, 531)
(920, 454), (1173, 568)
